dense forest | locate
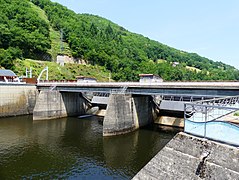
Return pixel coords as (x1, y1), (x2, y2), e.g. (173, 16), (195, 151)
(0, 0), (239, 81)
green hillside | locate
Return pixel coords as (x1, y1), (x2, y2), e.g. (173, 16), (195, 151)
(29, 1), (71, 60)
(14, 59), (111, 81)
(0, 0), (239, 81)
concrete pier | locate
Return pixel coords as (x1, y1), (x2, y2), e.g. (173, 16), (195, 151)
(133, 132), (239, 179)
(33, 90), (89, 120)
(103, 94), (153, 136)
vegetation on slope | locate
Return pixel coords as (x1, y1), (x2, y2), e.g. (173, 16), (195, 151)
(29, 1), (71, 60)
(31, 0), (239, 81)
(0, 0), (239, 81)
(14, 59), (111, 81)
(0, 0), (51, 68)
(234, 111), (239, 116)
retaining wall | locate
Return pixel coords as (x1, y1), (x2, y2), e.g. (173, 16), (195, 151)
(0, 85), (38, 117)
(133, 132), (239, 179)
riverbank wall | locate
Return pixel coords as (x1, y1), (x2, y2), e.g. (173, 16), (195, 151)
(133, 132), (239, 179)
(0, 85), (38, 117)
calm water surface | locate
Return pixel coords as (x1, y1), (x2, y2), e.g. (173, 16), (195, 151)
(0, 115), (179, 179)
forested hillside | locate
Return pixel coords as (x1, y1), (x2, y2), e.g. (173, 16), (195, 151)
(0, 0), (51, 69)
(0, 0), (239, 81)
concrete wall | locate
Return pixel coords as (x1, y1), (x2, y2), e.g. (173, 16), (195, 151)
(103, 94), (152, 136)
(0, 85), (37, 117)
(154, 116), (184, 127)
(133, 132), (239, 179)
(33, 90), (89, 120)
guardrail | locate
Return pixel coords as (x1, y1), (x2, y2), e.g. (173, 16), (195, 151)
(0, 82), (26, 85)
(184, 96), (239, 146)
(110, 86), (129, 94)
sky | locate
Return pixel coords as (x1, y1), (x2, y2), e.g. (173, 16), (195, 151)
(52, 0), (239, 69)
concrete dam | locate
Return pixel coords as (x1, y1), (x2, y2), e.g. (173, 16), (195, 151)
(0, 84), (181, 136)
(1, 82), (239, 179)
(33, 90), (158, 136)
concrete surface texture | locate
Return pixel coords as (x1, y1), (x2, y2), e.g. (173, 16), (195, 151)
(0, 85), (37, 117)
(154, 116), (184, 127)
(33, 90), (89, 120)
(133, 132), (239, 180)
(103, 94), (152, 136)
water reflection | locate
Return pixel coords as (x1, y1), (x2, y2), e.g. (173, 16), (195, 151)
(0, 116), (178, 179)
(103, 125), (178, 177)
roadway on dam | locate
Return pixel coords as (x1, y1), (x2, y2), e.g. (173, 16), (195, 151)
(37, 81), (239, 97)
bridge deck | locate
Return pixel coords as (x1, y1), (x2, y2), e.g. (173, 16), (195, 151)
(37, 81), (239, 97)
(37, 81), (239, 89)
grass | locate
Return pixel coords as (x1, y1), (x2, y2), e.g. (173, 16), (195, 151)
(157, 59), (167, 63)
(186, 66), (202, 73)
(48, 28), (72, 61)
(19, 3), (110, 82)
(15, 3), (109, 82)
(14, 59), (112, 82)
(29, 2), (49, 22)
(29, 1), (72, 61)
(234, 111), (239, 116)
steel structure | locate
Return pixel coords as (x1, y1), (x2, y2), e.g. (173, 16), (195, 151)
(184, 96), (239, 146)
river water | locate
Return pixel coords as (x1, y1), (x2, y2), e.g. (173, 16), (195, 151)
(0, 115), (179, 179)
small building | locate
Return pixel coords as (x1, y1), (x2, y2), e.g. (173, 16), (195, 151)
(56, 55), (65, 66)
(76, 76), (97, 83)
(56, 55), (75, 66)
(139, 74), (163, 83)
(172, 62), (180, 67)
(0, 69), (20, 83)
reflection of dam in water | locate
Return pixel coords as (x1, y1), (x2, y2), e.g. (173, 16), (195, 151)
(0, 115), (178, 179)
(103, 126), (175, 172)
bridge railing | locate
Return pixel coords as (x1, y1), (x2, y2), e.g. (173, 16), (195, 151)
(184, 96), (239, 146)
(160, 94), (220, 102)
(111, 86), (129, 94)
(38, 80), (78, 83)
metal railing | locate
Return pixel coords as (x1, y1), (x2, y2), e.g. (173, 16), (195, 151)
(111, 86), (129, 94)
(184, 96), (239, 146)
(160, 94), (219, 102)
(185, 96), (239, 121)
(93, 92), (110, 97)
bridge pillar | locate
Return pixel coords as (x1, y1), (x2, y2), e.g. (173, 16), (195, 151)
(103, 94), (153, 136)
(33, 90), (89, 120)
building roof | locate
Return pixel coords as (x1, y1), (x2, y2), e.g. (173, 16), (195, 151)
(76, 76), (97, 81)
(139, 74), (154, 77)
(139, 74), (162, 78)
(0, 69), (17, 77)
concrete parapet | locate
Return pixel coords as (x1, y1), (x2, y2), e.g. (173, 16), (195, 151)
(0, 85), (37, 117)
(103, 94), (152, 136)
(33, 90), (89, 120)
(133, 132), (239, 179)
